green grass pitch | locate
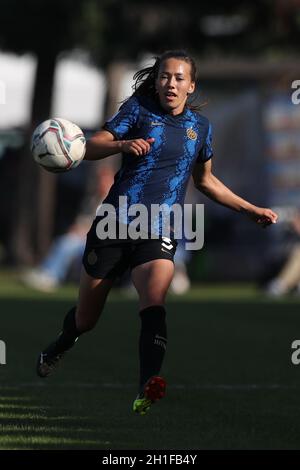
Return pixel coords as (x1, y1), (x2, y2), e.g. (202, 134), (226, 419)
(1, 272), (300, 449)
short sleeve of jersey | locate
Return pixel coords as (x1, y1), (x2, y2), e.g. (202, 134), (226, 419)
(197, 122), (213, 163)
(102, 97), (140, 140)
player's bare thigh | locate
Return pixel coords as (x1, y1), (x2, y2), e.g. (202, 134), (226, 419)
(75, 267), (114, 332)
(131, 259), (174, 310)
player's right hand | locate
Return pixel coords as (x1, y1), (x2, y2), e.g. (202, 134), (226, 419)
(249, 207), (279, 228)
(121, 138), (155, 156)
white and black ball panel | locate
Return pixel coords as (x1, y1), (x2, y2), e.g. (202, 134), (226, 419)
(31, 118), (86, 173)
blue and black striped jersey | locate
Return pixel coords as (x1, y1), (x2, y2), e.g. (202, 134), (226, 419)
(100, 95), (213, 237)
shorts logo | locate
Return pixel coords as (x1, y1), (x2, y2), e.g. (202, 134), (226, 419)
(151, 121), (163, 126)
(87, 250), (98, 265)
(186, 128), (197, 140)
(161, 237), (173, 253)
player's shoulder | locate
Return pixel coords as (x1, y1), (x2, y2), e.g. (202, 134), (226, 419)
(186, 108), (211, 130)
(120, 95), (140, 110)
(119, 95), (158, 117)
(136, 95), (160, 113)
(186, 108), (210, 125)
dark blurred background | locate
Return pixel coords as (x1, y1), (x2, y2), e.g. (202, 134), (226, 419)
(0, 0), (300, 286)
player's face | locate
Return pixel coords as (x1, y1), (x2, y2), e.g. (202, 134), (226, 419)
(156, 58), (195, 115)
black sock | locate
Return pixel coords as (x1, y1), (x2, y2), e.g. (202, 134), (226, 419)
(54, 307), (82, 354)
(139, 305), (167, 390)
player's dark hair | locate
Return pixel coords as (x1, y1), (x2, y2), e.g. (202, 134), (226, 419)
(131, 50), (203, 111)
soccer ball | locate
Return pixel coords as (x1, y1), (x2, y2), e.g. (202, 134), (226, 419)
(31, 118), (86, 173)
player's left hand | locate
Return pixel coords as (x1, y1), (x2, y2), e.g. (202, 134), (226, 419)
(249, 207), (278, 228)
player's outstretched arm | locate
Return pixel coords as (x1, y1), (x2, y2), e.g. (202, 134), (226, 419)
(192, 159), (278, 228)
(84, 130), (155, 161)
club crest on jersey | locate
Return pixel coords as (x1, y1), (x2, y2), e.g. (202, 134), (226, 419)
(186, 128), (197, 140)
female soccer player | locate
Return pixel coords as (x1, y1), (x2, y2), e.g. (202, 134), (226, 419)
(37, 50), (278, 415)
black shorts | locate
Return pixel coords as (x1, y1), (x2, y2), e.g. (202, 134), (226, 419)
(82, 218), (178, 280)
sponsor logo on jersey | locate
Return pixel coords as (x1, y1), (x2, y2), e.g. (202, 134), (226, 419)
(151, 121), (164, 126)
(186, 128), (197, 140)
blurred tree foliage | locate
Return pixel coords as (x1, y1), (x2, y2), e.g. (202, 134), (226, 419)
(0, 1), (108, 263)
(0, 0), (87, 262)
(1, 0), (299, 121)
(80, 0), (300, 61)
(1, 0), (298, 123)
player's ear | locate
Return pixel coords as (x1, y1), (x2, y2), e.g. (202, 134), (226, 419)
(187, 82), (195, 95)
